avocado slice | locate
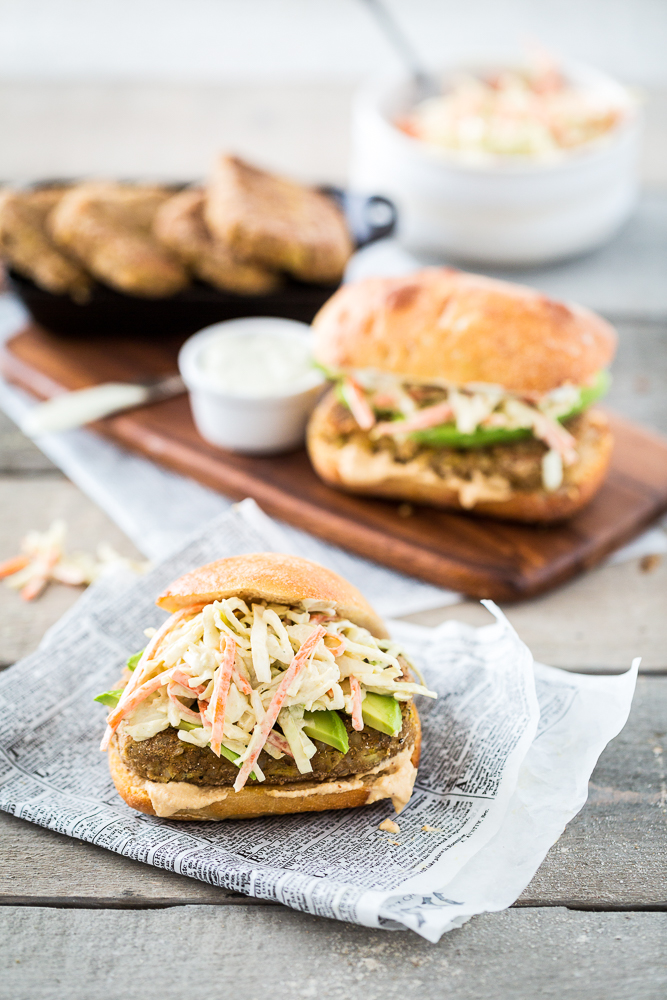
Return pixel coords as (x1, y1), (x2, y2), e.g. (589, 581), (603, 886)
(314, 360), (340, 383)
(94, 688), (124, 708)
(411, 424), (533, 449)
(411, 370), (610, 450)
(218, 742), (259, 781)
(177, 719), (201, 732)
(334, 381), (347, 407)
(303, 709), (350, 755)
(361, 692), (403, 737)
(127, 648), (145, 671)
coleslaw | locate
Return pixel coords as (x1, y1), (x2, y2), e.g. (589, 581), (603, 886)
(397, 55), (631, 161)
(328, 368), (609, 492)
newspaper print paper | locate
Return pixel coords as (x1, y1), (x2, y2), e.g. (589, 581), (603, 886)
(0, 505), (636, 941)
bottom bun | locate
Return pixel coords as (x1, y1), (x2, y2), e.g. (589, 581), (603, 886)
(108, 723), (421, 820)
(307, 392), (613, 523)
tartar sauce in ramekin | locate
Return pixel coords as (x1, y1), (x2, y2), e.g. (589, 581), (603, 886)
(178, 317), (326, 454)
(197, 328), (319, 398)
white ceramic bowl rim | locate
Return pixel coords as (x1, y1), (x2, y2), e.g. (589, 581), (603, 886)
(361, 60), (640, 177)
(178, 316), (325, 401)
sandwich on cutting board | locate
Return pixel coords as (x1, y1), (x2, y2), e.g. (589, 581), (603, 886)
(307, 268), (617, 522)
(97, 553), (433, 820)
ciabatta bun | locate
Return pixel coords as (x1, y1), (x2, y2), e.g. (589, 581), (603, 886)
(313, 268), (617, 395)
(157, 552), (387, 638)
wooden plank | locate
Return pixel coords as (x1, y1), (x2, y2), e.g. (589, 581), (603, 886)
(0, 811), (246, 908)
(5, 325), (667, 602)
(1, 677), (664, 909)
(2, 906), (666, 1000)
(518, 675), (667, 907)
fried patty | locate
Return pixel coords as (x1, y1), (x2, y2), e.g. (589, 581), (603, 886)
(204, 155), (353, 284)
(153, 188), (280, 295)
(118, 700), (418, 787)
(49, 182), (190, 298)
(324, 397), (603, 492)
(0, 187), (92, 301)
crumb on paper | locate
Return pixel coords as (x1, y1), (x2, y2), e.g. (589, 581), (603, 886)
(379, 818), (400, 834)
(388, 840), (401, 846)
(422, 824), (441, 833)
(397, 503), (414, 519)
(0, 519), (150, 601)
(640, 554), (662, 573)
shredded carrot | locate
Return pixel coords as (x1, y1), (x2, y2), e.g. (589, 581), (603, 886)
(234, 625), (326, 792)
(100, 608), (202, 751)
(232, 666), (253, 696)
(324, 634), (346, 657)
(170, 669), (207, 696)
(100, 668), (173, 750)
(20, 575), (49, 602)
(20, 548), (60, 601)
(120, 605), (203, 705)
(209, 635), (235, 757)
(532, 412), (578, 464)
(0, 555), (29, 579)
(349, 676), (364, 731)
(374, 401), (453, 437)
(343, 378), (376, 431)
(265, 730), (294, 757)
(167, 683), (202, 722)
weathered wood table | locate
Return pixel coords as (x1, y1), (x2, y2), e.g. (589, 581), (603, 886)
(0, 81), (666, 999)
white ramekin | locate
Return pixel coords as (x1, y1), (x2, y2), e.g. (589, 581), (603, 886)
(349, 63), (642, 266)
(178, 317), (326, 455)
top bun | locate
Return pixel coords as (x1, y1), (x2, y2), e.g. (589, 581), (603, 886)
(313, 268), (617, 394)
(157, 552), (388, 638)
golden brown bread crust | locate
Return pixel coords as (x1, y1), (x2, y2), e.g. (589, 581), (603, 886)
(312, 268), (617, 395)
(156, 552), (388, 637)
(49, 182), (190, 298)
(307, 392), (614, 523)
(204, 156), (353, 284)
(0, 187), (92, 301)
(108, 721), (420, 820)
(152, 188), (281, 295)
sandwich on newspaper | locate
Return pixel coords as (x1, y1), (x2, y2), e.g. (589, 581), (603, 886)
(97, 553), (434, 819)
(307, 268), (617, 522)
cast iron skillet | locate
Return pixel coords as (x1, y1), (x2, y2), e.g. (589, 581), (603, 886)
(6, 187), (396, 339)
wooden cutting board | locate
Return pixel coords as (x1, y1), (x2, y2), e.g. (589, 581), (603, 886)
(4, 323), (667, 602)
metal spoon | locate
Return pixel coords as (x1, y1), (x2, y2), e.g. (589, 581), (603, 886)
(21, 374), (186, 436)
(358, 0), (440, 101)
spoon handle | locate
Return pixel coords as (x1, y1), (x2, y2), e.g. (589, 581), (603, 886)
(358, 0), (432, 87)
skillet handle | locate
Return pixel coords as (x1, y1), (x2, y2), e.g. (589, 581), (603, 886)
(321, 187), (398, 248)
(358, 195), (397, 245)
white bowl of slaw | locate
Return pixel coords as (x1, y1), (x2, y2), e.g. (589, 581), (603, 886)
(349, 62), (641, 265)
(178, 317), (326, 454)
